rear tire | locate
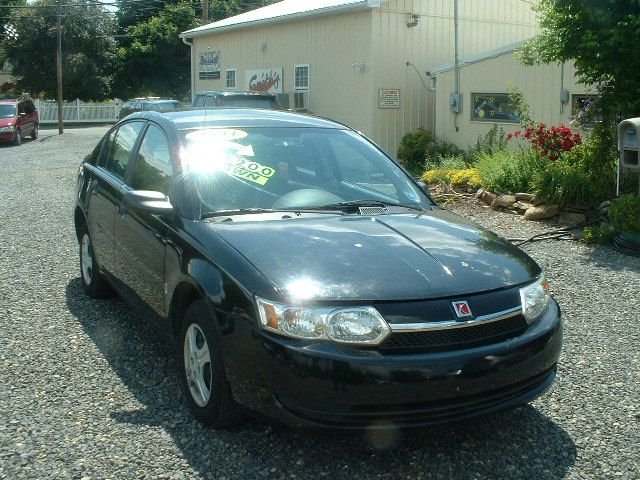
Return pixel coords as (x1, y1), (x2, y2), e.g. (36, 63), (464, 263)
(78, 224), (111, 298)
(31, 124), (38, 140)
(14, 129), (22, 146)
(180, 300), (245, 428)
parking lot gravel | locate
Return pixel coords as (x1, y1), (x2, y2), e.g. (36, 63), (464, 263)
(1, 127), (638, 479)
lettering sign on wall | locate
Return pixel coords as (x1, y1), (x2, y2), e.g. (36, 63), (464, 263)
(200, 52), (220, 80)
(379, 89), (400, 109)
(246, 68), (283, 94)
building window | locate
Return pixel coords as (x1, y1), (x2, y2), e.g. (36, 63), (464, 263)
(471, 93), (519, 123)
(294, 64), (309, 91)
(572, 94), (598, 125)
(226, 69), (237, 89)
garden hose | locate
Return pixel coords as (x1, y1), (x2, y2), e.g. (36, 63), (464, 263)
(506, 223), (590, 246)
(612, 232), (640, 257)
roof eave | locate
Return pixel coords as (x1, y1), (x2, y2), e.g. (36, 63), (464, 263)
(180, 2), (372, 39)
(426, 40), (530, 76)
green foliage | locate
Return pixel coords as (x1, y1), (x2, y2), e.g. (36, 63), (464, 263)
(506, 83), (533, 127)
(427, 155), (468, 171)
(468, 124), (508, 161)
(518, 0), (640, 118)
(582, 225), (616, 245)
(476, 149), (544, 194)
(397, 128), (436, 175)
(609, 194), (640, 234)
(0, 0), (116, 100)
(0, 0), (26, 47)
(113, 2), (199, 99)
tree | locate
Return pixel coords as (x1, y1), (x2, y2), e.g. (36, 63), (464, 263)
(0, 0), (116, 99)
(113, 1), (199, 99)
(519, 0), (640, 118)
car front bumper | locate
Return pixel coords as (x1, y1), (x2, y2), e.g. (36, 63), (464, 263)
(225, 299), (562, 429)
(0, 131), (17, 142)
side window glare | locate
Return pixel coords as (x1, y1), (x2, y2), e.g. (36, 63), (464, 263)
(104, 122), (143, 179)
(131, 125), (173, 196)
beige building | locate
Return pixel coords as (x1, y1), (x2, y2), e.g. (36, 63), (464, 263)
(0, 60), (13, 91)
(180, 0), (584, 155)
(429, 42), (593, 148)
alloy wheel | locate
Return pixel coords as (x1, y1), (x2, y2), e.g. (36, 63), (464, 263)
(81, 233), (94, 285)
(184, 323), (212, 407)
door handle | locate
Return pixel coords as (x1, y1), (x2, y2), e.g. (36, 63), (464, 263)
(91, 185), (98, 195)
(118, 205), (128, 219)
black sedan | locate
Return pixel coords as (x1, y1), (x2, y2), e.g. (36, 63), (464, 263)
(73, 109), (562, 429)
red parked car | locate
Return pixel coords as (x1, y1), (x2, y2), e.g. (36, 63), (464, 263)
(0, 97), (39, 145)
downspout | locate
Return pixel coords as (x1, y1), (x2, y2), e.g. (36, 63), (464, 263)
(453, 0), (460, 132)
(182, 35), (195, 104)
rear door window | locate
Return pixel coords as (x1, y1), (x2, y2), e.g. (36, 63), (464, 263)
(103, 122), (144, 180)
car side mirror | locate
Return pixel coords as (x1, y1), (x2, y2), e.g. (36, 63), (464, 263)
(123, 190), (174, 216)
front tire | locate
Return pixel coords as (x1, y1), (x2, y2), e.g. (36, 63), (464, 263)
(14, 128), (22, 146)
(31, 124), (38, 140)
(180, 300), (244, 428)
(79, 225), (111, 297)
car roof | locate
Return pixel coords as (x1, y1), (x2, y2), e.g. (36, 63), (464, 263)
(0, 99), (18, 104)
(195, 91), (277, 98)
(126, 108), (350, 131)
(142, 99), (181, 104)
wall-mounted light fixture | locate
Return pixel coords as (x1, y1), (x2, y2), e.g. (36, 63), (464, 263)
(407, 14), (420, 28)
(352, 62), (366, 71)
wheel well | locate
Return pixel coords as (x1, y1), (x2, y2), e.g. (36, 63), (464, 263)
(74, 207), (86, 242)
(170, 282), (203, 340)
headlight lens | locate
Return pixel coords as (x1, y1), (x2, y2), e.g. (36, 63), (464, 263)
(519, 275), (550, 324)
(256, 297), (390, 345)
(0, 125), (15, 132)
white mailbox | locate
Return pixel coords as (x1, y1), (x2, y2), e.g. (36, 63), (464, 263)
(618, 118), (640, 172)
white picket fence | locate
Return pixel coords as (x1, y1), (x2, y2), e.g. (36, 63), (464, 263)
(34, 99), (123, 124)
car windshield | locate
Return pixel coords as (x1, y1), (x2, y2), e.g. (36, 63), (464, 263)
(0, 104), (17, 118)
(181, 127), (429, 217)
(219, 98), (278, 109)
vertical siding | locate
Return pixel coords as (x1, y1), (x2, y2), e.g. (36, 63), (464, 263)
(192, 11), (375, 137)
(372, 0), (540, 157)
(434, 56), (594, 149)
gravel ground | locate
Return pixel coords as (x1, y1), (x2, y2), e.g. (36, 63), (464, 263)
(0, 128), (638, 479)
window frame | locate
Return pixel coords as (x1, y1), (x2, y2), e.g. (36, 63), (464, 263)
(294, 64), (310, 92)
(99, 121), (145, 182)
(470, 92), (519, 124)
(225, 69), (237, 90)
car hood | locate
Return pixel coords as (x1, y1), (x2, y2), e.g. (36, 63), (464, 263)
(208, 210), (540, 302)
(0, 116), (17, 127)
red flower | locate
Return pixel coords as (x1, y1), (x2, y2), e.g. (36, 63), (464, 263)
(549, 154), (558, 161)
(507, 133), (513, 140)
(562, 139), (574, 151)
(515, 130), (521, 137)
(540, 150), (548, 157)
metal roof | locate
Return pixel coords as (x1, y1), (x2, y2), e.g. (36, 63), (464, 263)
(181, 0), (387, 39)
(426, 40), (529, 76)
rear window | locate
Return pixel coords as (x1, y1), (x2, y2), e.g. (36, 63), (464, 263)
(219, 97), (278, 109)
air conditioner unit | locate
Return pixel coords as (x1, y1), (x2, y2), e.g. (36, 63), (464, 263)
(278, 92), (309, 112)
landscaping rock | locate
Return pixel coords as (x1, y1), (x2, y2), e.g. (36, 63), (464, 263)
(515, 193), (535, 202)
(476, 189), (497, 206)
(511, 202), (533, 215)
(532, 197), (546, 207)
(559, 211), (587, 225)
(491, 195), (516, 211)
(523, 204), (560, 220)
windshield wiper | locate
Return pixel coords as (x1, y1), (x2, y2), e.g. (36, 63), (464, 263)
(316, 200), (424, 212)
(201, 208), (277, 219)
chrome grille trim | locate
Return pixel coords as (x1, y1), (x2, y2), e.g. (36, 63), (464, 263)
(388, 306), (522, 332)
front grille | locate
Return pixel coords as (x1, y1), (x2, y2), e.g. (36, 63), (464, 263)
(381, 314), (529, 352)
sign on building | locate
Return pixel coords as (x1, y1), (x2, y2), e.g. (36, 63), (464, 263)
(378, 89), (400, 109)
(200, 52), (220, 80)
(246, 68), (283, 94)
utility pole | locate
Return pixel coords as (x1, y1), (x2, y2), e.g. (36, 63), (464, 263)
(202, 0), (209, 25)
(56, 0), (63, 134)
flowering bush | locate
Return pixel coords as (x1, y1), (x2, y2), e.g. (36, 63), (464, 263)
(508, 123), (582, 160)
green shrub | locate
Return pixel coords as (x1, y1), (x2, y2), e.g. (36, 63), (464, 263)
(533, 137), (616, 207)
(582, 225), (616, 245)
(425, 154), (468, 172)
(609, 194), (640, 234)
(476, 149), (544, 193)
(468, 124), (508, 161)
(397, 128), (436, 176)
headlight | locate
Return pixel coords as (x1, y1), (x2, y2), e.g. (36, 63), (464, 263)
(256, 297), (390, 345)
(519, 275), (550, 324)
(0, 125), (15, 132)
